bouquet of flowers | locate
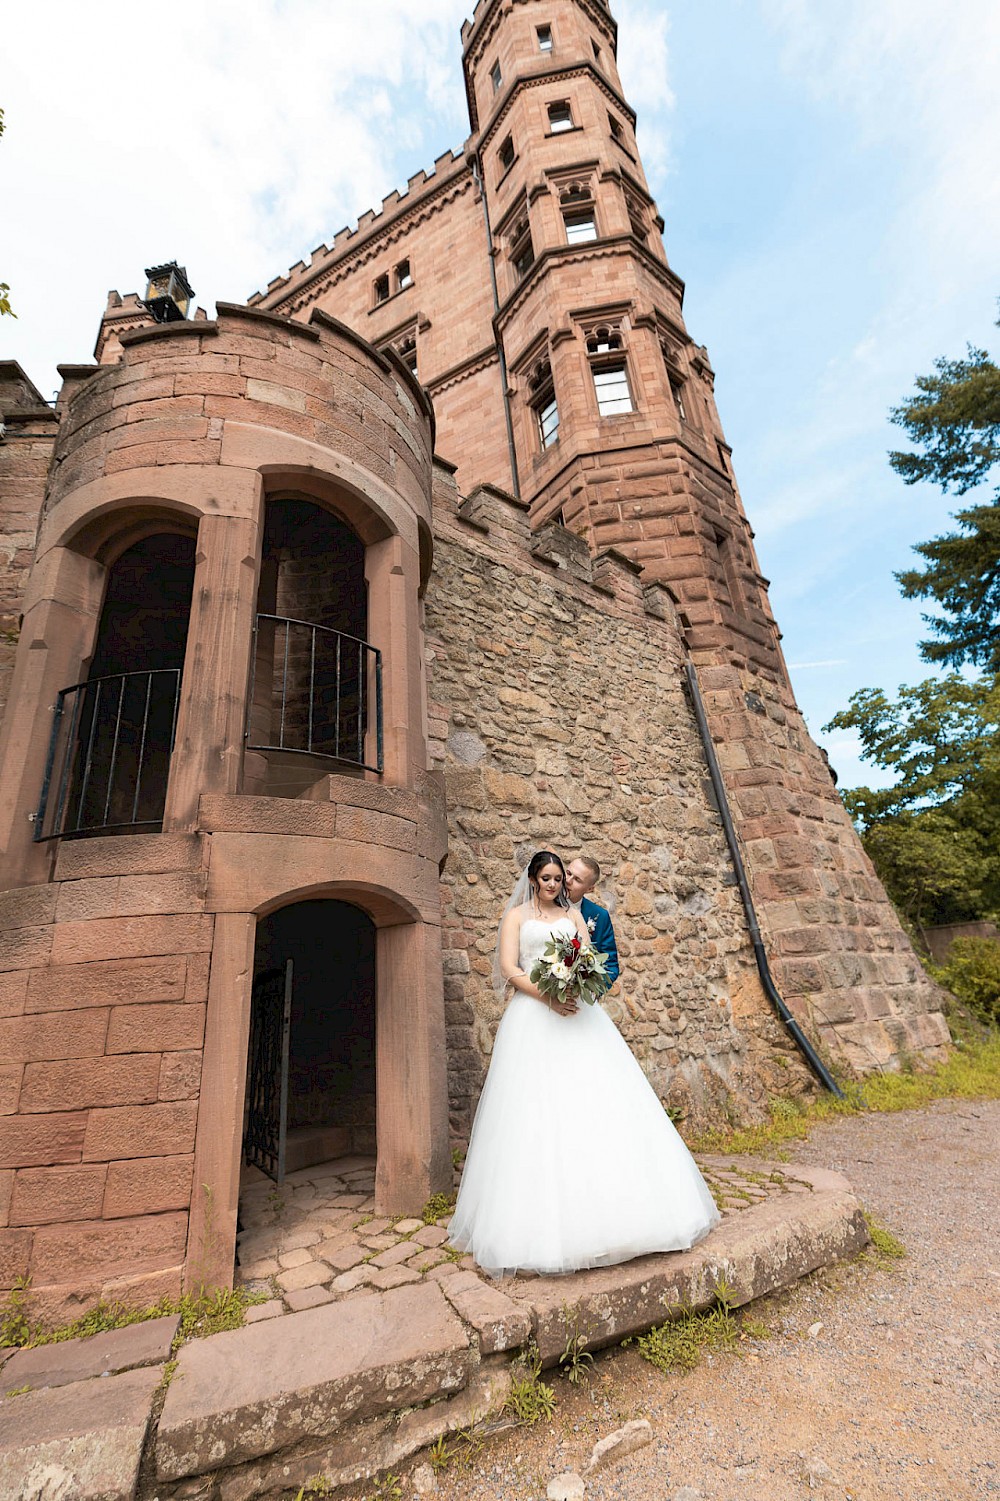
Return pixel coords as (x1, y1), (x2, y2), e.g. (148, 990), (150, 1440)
(530, 929), (611, 1006)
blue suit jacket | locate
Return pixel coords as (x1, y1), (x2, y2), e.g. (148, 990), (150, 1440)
(580, 896), (620, 991)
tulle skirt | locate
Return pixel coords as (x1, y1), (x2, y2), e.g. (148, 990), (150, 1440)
(448, 991), (720, 1277)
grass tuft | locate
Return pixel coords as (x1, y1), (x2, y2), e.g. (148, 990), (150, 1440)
(863, 1211), (907, 1261)
(0, 1280), (266, 1352)
(636, 1280), (769, 1375)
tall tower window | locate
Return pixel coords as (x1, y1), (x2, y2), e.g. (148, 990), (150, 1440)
(587, 328), (634, 416)
(491, 60), (502, 92)
(373, 274), (390, 306)
(548, 101), (574, 134)
(560, 184), (597, 244)
(608, 113), (625, 145)
(509, 215), (534, 282)
(625, 193), (648, 244)
(592, 40), (603, 67)
(395, 259), (413, 291)
(537, 24), (553, 52)
(660, 338), (690, 423)
(498, 135), (515, 174)
(530, 363), (560, 449)
(398, 335), (418, 377)
(593, 365), (634, 416)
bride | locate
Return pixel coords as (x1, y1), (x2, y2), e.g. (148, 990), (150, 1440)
(448, 850), (720, 1277)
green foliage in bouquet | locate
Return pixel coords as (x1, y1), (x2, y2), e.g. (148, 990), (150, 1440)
(529, 929), (610, 1006)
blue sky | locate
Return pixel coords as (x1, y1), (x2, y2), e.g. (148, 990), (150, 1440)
(2, 0), (998, 789)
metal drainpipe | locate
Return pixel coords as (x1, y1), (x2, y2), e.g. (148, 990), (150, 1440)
(684, 660), (845, 1098)
(472, 154), (521, 498)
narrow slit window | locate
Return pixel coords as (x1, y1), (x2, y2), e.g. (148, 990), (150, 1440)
(608, 113), (624, 143)
(395, 259), (412, 291)
(498, 135), (515, 173)
(537, 24), (553, 52)
(491, 60), (502, 92)
(373, 274), (390, 305)
(537, 390), (559, 448)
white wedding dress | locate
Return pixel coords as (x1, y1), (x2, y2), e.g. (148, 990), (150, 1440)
(448, 916), (720, 1277)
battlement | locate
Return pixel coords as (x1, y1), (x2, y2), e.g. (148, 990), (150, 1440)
(250, 147), (468, 310)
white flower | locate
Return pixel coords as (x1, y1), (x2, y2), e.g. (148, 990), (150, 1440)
(587, 917), (597, 933)
(551, 962), (571, 981)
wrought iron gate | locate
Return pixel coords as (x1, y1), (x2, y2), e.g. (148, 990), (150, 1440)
(244, 960), (293, 1185)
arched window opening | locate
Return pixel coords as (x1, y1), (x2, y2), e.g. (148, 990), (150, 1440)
(247, 497), (382, 787)
(242, 899), (377, 1191)
(35, 532), (196, 840)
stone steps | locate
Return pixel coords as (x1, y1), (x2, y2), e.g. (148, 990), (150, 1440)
(0, 1162), (867, 1500)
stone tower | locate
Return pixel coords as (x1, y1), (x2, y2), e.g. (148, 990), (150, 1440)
(257, 0), (948, 1074)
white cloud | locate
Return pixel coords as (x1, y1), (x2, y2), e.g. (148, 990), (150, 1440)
(0, 0), (471, 390)
(615, 0), (676, 182)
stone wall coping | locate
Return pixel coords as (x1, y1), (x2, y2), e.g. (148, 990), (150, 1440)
(0, 405), (58, 425)
(55, 364), (101, 380)
(119, 320), (217, 349)
(214, 300), (321, 342)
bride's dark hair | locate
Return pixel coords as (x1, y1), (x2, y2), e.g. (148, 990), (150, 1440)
(527, 850), (569, 907)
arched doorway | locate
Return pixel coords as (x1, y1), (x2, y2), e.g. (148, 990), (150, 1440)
(243, 898), (376, 1183)
(37, 532), (196, 838)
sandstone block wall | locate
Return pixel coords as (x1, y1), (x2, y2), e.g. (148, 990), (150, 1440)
(424, 472), (816, 1142)
(0, 834), (209, 1323)
(693, 660), (952, 1072)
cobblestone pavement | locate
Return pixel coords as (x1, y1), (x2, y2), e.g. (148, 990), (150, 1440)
(234, 1154), (816, 1319)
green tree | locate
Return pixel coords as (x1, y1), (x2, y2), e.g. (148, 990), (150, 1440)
(890, 306), (1000, 671)
(825, 673), (1000, 930)
(0, 108), (13, 318)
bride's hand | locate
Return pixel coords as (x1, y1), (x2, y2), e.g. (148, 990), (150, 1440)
(548, 995), (578, 1017)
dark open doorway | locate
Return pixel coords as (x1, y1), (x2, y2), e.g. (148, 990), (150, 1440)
(244, 898), (377, 1183)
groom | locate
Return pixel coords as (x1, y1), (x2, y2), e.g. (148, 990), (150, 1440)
(565, 855), (620, 993)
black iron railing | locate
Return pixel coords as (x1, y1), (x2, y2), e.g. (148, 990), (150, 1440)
(34, 668), (181, 841)
(246, 614), (383, 773)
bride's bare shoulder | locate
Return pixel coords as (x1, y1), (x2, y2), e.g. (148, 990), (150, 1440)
(507, 902), (535, 923)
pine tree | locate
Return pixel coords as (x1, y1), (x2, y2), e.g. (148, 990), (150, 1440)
(891, 307), (1000, 671)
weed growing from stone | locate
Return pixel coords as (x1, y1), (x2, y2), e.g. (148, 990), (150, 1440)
(863, 1211), (907, 1262)
(504, 1340), (557, 1424)
(558, 1305), (595, 1386)
(428, 1435), (451, 1473)
(366, 1474), (403, 1500)
(4, 1384), (31, 1398)
(420, 1191), (457, 1224)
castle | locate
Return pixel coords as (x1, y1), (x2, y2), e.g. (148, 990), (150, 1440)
(0, 0), (948, 1321)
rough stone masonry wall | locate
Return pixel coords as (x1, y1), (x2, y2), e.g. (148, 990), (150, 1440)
(424, 473), (816, 1142)
(0, 368), (57, 725)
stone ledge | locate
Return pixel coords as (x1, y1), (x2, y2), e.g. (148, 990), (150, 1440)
(1, 1313), (179, 1393)
(155, 1281), (474, 1480)
(0, 1365), (162, 1501)
(506, 1164), (868, 1364)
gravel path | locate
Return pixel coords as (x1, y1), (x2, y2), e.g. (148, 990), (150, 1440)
(398, 1099), (1000, 1501)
